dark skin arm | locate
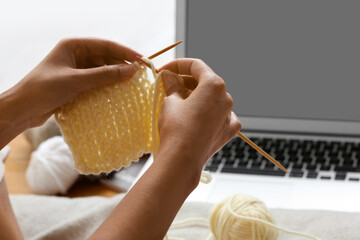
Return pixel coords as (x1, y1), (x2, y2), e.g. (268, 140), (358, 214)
(0, 38), (140, 149)
(89, 59), (241, 239)
(0, 40), (241, 239)
(0, 179), (23, 240)
(0, 38), (141, 239)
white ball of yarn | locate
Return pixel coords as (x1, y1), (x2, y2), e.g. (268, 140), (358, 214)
(26, 136), (79, 195)
(209, 194), (279, 240)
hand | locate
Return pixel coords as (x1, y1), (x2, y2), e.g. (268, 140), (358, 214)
(158, 58), (241, 172)
(7, 38), (141, 128)
(90, 58), (241, 240)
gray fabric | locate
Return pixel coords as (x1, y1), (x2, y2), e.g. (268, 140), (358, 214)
(10, 194), (360, 240)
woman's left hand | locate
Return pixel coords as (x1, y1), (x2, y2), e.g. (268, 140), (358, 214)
(7, 38), (141, 128)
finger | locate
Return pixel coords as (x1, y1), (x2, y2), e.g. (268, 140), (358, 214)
(180, 75), (198, 90)
(229, 111), (242, 135)
(160, 70), (187, 98)
(75, 63), (136, 90)
(73, 38), (142, 62)
(226, 92), (234, 112)
(217, 112), (242, 153)
(159, 58), (218, 86)
(222, 112), (231, 132)
(83, 58), (126, 69)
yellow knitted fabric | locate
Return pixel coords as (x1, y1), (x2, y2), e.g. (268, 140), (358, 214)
(55, 59), (166, 174)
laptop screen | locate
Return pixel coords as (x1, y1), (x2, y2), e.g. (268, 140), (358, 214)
(185, 1), (360, 123)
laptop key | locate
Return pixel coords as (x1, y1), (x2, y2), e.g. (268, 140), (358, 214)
(315, 151), (325, 158)
(301, 150), (312, 158)
(334, 165), (358, 172)
(316, 157), (326, 164)
(307, 171), (318, 179)
(292, 163), (303, 170)
(343, 159), (354, 165)
(278, 163), (289, 170)
(306, 164), (317, 170)
(288, 155), (298, 162)
(211, 159), (222, 165)
(335, 172), (346, 180)
(235, 152), (244, 158)
(207, 162), (219, 168)
(349, 178), (359, 182)
(221, 167), (286, 176)
(290, 170), (304, 178)
(204, 166), (218, 172)
(251, 161), (262, 167)
(238, 160), (248, 166)
(320, 176), (331, 180)
(320, 165), (331, 171)
(302, 157), (312, 163)
(225, 159), (235, 165)
(265, 161), (275, 168)
(329, 157), (340, 165)
(223, 151), (231, 158)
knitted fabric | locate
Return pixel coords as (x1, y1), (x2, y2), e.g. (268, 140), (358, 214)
(55, 60), (165, 174)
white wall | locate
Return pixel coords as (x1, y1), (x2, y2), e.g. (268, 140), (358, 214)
(0, 0), (176, 93)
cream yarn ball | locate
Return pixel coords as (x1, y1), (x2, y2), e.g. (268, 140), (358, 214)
(209, 194), (279, 240)
(26, 136), (79, 195)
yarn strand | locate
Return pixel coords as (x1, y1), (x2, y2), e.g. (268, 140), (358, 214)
(165, 194), (321, 240)
(224, 200), (320, 240)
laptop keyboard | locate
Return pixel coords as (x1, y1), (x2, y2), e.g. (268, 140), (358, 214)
(204, 137), (360, 181)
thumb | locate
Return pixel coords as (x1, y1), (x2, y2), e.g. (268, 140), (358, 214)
(160, 70), (186, 98)
(76, 64), (136, 89)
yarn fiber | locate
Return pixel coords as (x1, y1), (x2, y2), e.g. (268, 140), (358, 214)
(55, 59), (165, 174)
(26, 136), (79, 195)
(209, 194), (278, 240)
(166, 193), (319, 240)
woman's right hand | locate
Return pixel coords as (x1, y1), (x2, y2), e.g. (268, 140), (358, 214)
(158, 58), (241, 174)
(90, 58), (241, 240)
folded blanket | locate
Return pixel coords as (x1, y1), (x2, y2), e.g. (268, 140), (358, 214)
(10, 194), (360, 240)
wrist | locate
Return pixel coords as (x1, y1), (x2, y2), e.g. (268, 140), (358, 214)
(158, 134), (211, 167)
(155, 141), (204, 192)
(0, 87), (30, 148)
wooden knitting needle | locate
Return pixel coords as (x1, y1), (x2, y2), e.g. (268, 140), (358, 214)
(137, 40), (183, 73)
(137, 41), (288, 173)
(148, 40), (183, 60)
(237, 132), (288, 173)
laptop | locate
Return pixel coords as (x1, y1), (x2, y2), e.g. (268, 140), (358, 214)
(174, 0), (360, 212)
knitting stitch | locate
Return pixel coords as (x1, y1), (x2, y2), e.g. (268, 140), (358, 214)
(55, 59), (165, 174)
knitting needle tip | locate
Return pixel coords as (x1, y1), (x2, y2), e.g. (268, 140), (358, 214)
(237, 132), (288, 173)
(148, 40), (183, 60)
(137, 41), (183, 73)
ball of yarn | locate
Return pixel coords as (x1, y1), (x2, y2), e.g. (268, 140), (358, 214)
(209, 194), (279, 240)
(24, 116), (61, 150)
(26, 136), (79, 195)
